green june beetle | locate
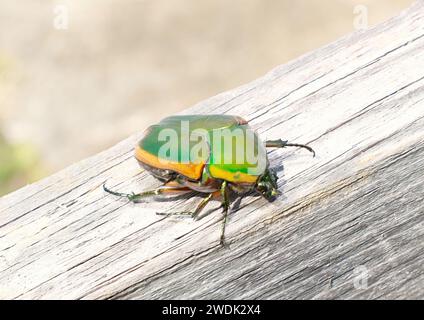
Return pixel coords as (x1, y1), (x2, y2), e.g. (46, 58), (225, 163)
(104, 114), (314, 246)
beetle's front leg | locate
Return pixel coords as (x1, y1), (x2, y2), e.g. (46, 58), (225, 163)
(265, 138), (315, 156)
(220, 181), (230, 247)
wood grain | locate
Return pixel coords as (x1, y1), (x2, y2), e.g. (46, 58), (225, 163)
(1, 1), (423, 299)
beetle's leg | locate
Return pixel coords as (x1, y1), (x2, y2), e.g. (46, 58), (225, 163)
(156, 191), (215, 219)
(265, 138), (315, 157)
(103, 182), (191, 203)
(191, 192), (214, 220)
(220, 181), (230, 247)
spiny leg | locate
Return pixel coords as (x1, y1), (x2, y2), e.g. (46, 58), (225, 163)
(156, 192), (215, 219)
(265, 138), (315, 157)
(103, 181), (191, 203)
(220, 181), (230, 247)
(191, 192), (214, 220)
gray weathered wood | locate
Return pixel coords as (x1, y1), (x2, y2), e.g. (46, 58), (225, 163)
(1, 1), (424, 299)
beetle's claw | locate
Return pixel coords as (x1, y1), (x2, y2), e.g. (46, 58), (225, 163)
(127, 192), (137, 202)
(219, 237), (230, 249)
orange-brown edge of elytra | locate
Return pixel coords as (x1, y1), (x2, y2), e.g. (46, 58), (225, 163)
(135, 146), (205, 180)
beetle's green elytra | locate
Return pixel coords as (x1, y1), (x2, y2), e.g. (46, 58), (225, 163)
(104, 114), (315, 246)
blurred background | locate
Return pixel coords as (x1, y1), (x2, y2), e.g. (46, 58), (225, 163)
(0, 0), (412, 196)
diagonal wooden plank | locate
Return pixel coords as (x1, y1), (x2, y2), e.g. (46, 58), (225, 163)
(0, 1), (423, 299)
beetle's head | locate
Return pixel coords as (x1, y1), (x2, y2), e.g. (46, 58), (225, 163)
(256, 169), (280, 200)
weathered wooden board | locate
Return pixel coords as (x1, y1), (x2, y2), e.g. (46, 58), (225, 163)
(1, 1), (423, 299)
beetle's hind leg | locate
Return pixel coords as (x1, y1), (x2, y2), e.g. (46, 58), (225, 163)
(103, 181), (191, 203)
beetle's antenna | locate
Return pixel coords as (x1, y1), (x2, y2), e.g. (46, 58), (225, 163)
(265, 139), (315, 157)
(103, 182), (136, 200)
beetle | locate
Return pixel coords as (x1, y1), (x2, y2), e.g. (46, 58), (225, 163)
(104, 114), (314, 246)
